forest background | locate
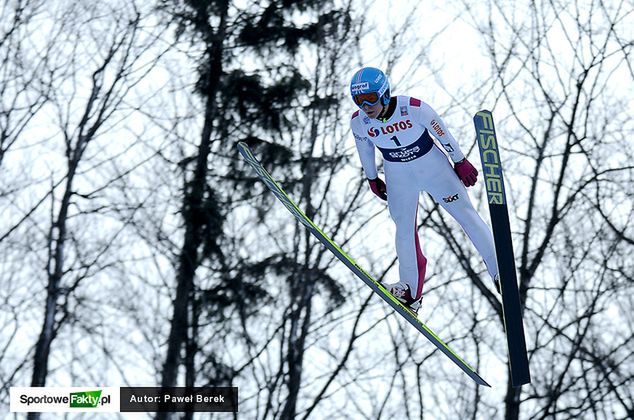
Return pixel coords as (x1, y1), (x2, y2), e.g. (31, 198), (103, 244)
(1, 0), (632, 419)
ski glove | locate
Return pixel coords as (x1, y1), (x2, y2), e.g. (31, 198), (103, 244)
(454, 158), (478, 187)
(367, 177), (387, 201)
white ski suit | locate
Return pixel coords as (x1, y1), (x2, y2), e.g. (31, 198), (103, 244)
(351, 96), (499, 299)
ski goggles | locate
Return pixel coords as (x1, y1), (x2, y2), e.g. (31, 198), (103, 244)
(353, 92), (381, 107)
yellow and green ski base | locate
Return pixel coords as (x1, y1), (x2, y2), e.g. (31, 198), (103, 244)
(238, 142), (490, 387)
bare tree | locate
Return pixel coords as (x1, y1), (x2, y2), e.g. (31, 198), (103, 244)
(293, 0), (634, 418)
(147, 3), (362, 420)
(0, 0), (630, 419)
(0, 0), (49, 168)
(446, 0), (634, 419)
(0, 0), (168, 417)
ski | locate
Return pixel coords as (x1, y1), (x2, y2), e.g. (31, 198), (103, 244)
(473, 110), (531, 387)
(238, 141), (490, 387)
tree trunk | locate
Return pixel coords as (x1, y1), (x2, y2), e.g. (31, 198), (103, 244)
(504, 380), (521, 420)
(157, 2), (229, 417)
(28, 156), (78, 420)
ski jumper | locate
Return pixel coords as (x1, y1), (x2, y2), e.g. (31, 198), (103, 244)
(351, 96), (499, 299)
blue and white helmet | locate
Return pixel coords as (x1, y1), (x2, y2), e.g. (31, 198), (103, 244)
(350, 67), (391, 108)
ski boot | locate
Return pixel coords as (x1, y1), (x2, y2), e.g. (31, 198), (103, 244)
(387, 282), (422, 315)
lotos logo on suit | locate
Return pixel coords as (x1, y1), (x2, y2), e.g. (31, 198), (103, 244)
(367, 120), (413, 137)
(443, 194), (459, 203)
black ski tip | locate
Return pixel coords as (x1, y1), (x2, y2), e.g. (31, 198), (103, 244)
(476, 375), (492, 387)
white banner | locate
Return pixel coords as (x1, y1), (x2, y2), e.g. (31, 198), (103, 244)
(10, 387), (120, 413)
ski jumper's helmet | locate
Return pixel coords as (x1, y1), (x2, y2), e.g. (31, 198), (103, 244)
(350, 67), (390, 108)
